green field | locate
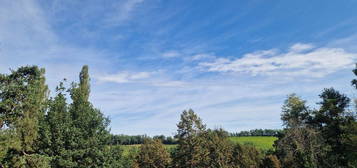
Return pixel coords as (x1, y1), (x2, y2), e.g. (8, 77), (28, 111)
(229, 136), (277, 151)
(121, 136), (277, 154)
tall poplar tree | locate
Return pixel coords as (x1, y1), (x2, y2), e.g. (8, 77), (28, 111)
(67, 65), (110, 167)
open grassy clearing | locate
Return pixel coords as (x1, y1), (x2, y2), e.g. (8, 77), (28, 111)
(229, 136), (277, 151)
(120, 136), (277, 154)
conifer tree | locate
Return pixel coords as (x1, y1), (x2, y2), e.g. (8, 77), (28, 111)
(311, 88), (351, 167)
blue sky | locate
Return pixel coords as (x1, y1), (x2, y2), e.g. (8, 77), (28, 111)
(1, 0), (357, 136)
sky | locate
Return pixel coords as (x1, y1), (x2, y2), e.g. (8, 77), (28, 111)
(1, 0), (357, 136)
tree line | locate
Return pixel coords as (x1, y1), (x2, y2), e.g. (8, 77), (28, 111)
(1, 64), (357, 167)
(108, 134), (177, 145)
(230, 129), (282, 137)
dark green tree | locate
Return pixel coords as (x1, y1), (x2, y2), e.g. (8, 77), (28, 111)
(66, 65), (111, 167)
(0, 66), (50, 167)
(311, 88), (351, 167)
(37, 81), (77, 167)
(352, 63), (357, 90)
(346, 64), (357, 167)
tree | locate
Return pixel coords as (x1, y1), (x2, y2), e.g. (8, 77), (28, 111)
(352, 63), (357, 90)
(202, 128), (235, 168)
(274, 127), (326, 168)
(173, 110), (245, 168)
(232, 143), (262, 168)
(133, 139), (171, 168)
(66, 65), (112, 167)
(37, 81), (77, 167)
(276, 94), (327, 168)
(281, 94), (309, 128)
(102, 146), (124, 168)
(0, 66), (50, 167)
(37, 66), (117, 167)
(311, 88), (351, 167)
(347, 63), (357, 167)
(261, 155), (281, 168)
(172, 109), (210, 168)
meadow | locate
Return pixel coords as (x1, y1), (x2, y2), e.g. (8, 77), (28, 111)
(121, 136), (277, 155)
(228, 136), (277, 151)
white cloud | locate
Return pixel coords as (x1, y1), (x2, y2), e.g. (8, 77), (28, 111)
(152, 80), (186, 87)
(162, 51), (181, 58)
(96, 71), (187, 88)
(289, 43), (314, 52)
(199, 43), (357, 77)
(191, 53), (216, 61)
(97, 71), (151, 83)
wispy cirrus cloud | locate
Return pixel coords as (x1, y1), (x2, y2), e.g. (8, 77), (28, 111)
(104, 0), (145, 25)
(199, 43), (357, 78)
(0, 0), (115, 90)
(96, 71), (151, 83)
(96, 71), (187, 88)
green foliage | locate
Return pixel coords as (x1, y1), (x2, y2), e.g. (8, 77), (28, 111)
(352, 63), (357, 90)
(61, 66), (112, 167)
(275, 128), (326, 168)
(0, 66), (49, 167)
(172, 110), (263, 168)
(133, 139), (171, 168)
(276, 94), (327, 168)
(0, 65), (126, 167)
(276, 84), (357, 167)
(232, 143), (263, 168)
(261, 155), (281, 168)
(172, 109), (210, 168)
(2, 149), (52, 168)
(201, 129), (235, 168)
(102, 145), (124, 168)
(121, 147), (139, 168)
(2, 64), (357, 167)
(311, 88), (351, 167)
(281, 94), (309, 128)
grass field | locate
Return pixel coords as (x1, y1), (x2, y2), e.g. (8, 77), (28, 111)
(121, 136), (277, 154)
(229, 136), (277, 151)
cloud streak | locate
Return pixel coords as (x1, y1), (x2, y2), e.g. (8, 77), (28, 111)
(104, 0), (145, 25)
(199, 44), (357, 78)
(97, 71), (151, 83)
